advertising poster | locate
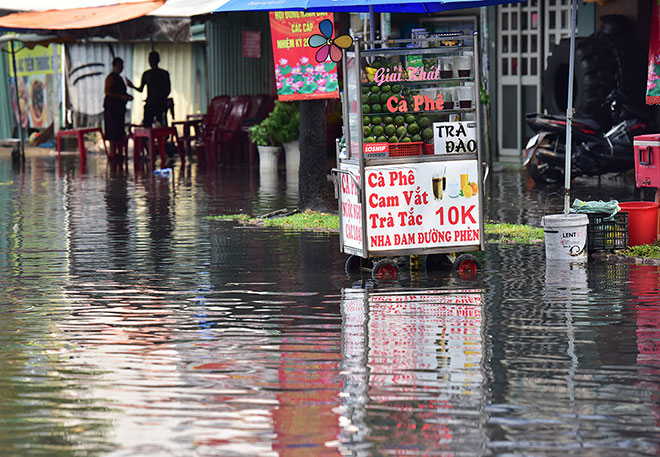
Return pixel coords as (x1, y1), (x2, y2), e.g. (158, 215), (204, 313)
(8, 44), (59, 128)
(269, 11), (339, 101)
(647, 1), (660, 104)
(365, 159), (481, 252)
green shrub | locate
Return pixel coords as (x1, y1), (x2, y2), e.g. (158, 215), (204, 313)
(249, 101), (300, 146)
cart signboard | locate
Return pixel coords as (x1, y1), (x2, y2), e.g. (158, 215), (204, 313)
(365, 160), (481, 252)
(339, 163), (364, 253)
(434, 121), (478, 154)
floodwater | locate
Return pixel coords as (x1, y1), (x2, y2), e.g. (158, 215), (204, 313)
(0, 151), (658, 456)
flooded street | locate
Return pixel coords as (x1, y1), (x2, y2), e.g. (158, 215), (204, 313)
(0, 152), (659, 456)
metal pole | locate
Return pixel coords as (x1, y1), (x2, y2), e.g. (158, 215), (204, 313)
(61, 43), (66, 131)
(9, 40), (25, 159)
(564, 0), (578, 214)
(369, 5), (375, 47)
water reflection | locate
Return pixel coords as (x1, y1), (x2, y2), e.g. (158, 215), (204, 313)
(339, 288), (484, 455)
(105, 164), (131, 271)
(0, 153), (659, 455)
(286, 170), (298, 205)
(485, 247), (660, 455)
(258, 168), (281, 211)
(144, 172), (174, 273)
(628, 265), (660, 439)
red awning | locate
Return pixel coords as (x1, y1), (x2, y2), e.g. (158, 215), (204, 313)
(0, 1), (165, 30)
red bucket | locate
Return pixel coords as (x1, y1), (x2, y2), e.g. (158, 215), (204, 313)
(619, 201), (659, 246)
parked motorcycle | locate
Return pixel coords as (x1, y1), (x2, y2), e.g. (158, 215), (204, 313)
(524, 92), (653, 184)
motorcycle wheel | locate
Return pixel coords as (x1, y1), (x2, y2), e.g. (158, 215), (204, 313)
(543, 37), (614, 127)
(528, 155), (565, 185)
(596, 16), (646, 107)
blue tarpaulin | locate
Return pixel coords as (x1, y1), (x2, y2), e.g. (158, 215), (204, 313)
(214, 0), (520, 13)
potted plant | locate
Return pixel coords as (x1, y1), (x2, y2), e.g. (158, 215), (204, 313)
(249, 117), (280, 172)
(271, 102), (300, 175)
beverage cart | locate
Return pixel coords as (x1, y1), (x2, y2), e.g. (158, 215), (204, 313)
(332, 33), (487, 281)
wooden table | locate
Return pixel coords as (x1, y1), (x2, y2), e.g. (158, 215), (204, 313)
(132, 126), (185, 168)
(172, 115), (203, 155)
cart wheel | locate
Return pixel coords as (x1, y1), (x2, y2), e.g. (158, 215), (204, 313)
(452, 254), (481, 280)
(345, 255), (372, 276)
(425, 254), (453, 271)
(372, 258), (400, 281)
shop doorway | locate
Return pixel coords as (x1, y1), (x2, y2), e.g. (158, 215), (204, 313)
(496, 0), (575, 159)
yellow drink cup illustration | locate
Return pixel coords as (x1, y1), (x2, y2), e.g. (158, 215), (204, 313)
(460, 173), (469, 190)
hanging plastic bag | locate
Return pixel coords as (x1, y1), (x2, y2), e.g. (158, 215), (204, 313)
(570, 198), (620, 221)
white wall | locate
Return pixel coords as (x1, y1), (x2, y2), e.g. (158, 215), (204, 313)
(130, 43), (194, 126)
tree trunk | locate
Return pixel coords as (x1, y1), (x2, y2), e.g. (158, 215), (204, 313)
(298, 99), (327, 211)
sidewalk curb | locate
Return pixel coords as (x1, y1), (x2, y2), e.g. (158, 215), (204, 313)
(591, 251), (660, 266)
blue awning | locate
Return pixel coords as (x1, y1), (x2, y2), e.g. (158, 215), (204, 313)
(214, 0), (520, 14)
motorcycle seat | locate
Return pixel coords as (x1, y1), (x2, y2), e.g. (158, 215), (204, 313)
(572, 118), (602, 132)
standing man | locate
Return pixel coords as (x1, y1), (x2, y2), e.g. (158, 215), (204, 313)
(127, 51), (171, 127)
(103, 57), (132, 158)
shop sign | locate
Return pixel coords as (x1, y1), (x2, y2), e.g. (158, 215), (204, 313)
(242, 31), (261, 58)
(365, 160), (481, 251)
(269, 11), (340, 101)
(433, 121), (477, 154)
(7, 43), (59, 128)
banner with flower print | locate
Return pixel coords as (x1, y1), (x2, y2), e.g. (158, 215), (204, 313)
(647, 1), (660, 104)
(269, 11), (339, 101)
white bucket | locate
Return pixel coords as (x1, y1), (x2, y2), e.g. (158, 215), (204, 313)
(541, 213), (589, 262)
(257, 146), (280, 173)
(283, 140), (300, 176)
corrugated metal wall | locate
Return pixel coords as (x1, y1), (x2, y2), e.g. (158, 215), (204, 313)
(130, 43), (194, 125)
(206, 12), (273, 97)
(192, 43), (208, 115)
(67, 43), (134, 127)
(0, 46), (14, 138)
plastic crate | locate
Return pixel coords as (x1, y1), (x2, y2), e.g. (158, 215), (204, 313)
(389, 142), (423, 157)
(587, 212), (628, 252)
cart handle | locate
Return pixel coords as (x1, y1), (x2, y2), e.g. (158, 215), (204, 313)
(639, 146), (651, 166)
(330, 168), (362, 204)
(482, 162), (490, 184)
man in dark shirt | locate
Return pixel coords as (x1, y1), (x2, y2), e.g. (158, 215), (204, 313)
(127, 51), (171, 127)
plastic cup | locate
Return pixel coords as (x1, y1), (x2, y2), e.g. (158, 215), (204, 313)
(456, 56), (472, 78)
(420, 88), (438, 100)
(440, 56), (454, 79)
(441, 87), (455, 110)
(457, 84), (473, 109)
